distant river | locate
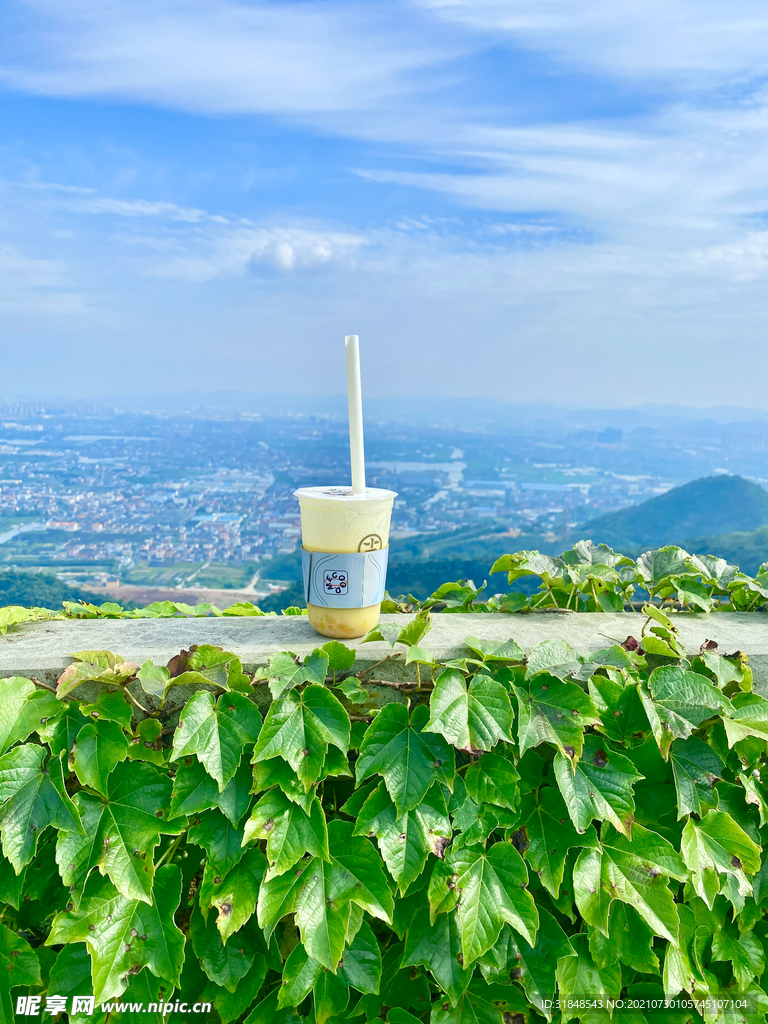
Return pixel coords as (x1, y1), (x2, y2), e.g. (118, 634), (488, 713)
(0, 522), (44, 544)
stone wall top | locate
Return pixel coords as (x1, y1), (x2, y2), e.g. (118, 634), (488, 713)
(2, 611), (767, 692)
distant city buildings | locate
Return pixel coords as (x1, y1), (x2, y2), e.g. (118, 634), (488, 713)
(0, 404), (765, 594)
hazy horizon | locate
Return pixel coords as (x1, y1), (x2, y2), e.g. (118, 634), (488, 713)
(6, 391), (768, 427)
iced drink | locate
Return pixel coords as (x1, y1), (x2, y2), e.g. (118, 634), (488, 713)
(295, 486), (397, 638)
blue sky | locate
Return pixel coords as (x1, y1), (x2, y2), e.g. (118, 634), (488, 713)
(3, 0), (768, 405)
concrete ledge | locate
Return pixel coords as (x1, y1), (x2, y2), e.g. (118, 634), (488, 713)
(2, 612), (768, 693)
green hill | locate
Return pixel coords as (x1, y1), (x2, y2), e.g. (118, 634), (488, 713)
(0, 569), (101, 608)
(681, 524), (768, 576)
(581, 475), (768, 552)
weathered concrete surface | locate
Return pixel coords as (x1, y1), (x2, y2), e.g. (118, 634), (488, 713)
(1, 612), (767, 691)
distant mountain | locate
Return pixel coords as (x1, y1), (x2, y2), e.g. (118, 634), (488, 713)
(581, 475), (768, 552)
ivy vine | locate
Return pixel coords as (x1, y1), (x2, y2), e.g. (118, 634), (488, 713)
(4, 541), (768, 636)
(2, 601), (768, 1022)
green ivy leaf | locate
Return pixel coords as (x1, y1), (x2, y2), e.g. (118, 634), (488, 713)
(636, 548), (699, 591)
(136, 661), (172, 699)
(190, 902), (261, 991)
(693, 649), (751, 692)
(251, 684), (349, 792)
(353, 780), (451, 893)
(402, 906), (473, 1006)
(278, 939), (325, 1007)
(277, 920), (381, 1011)
(321, 640), (356, 675)
(211, 956), (268, 1024)
(325, 817), (394, 916)
(172, 691), (261, 791)
(506, 909), (574, 1020)
(588, 676), (649, 745)
(55, 760), (178, 903)
(170, 756), (251, 826)
(188, 808), (247, 875)
(589, 902), (659, 974)
(429, 842), (538, 963)
(515, 673), (600, 761)
(430, 980), (531, 1024)
(554, 734), (642, 838)
(45, 945), (95, 1024)
(358, 941), (431, 1019)
(387, 1011), (423, 1024)
(38, 703), (88, 757)
(464, 752), (519, 811)
(57, 653), (138, 699)
(463, 636), (525, 663)
(424, 669), (513, 754)
(573, 822), (687, 942)
(0, 745), (82, 871)
(244, 989), (303, 1024)
(263, 649), (329, 700)
(396, 609), (432, 648)
(0, 854), (23, 909)
(357, 703), (455, 815)
(711, 921), (765, 988)
(740, 771), (768, 826)
(360, 623), (401, 647)
(492, 550), (567, 588)
(555, 933), (621, 1008)
(258, 819), (392, 970)
(511, 786), (599, 899)
(47, 866), (184, 1005)
(242, 789), (329, 880)
(126, 717), (166, 766)
(641, 633), (681, 659)
(168, 645), (243, 693)
(405, 644), (438, 667)
(669, 737), (722, 819)
(334, 677), (369, 704)
(681, 809), (761, 910)
(0, 921), (40, 1017)
(723, 692), (768, 745)
(205, 847), (266, 942)
(80, 689), (133, 730)
(252, 757), (314, 813)
(72, 718), (129, 796)
(0, 678), (60, 755)
(279, 942), (350, 1023)
(337, 919), (382, 994)
(524, 639), (581, 681)
(640, 665), (731, 759)
(675, 578), (713, 612)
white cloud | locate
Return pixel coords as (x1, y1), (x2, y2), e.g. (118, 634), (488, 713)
(691, 231), (768, 280)
(80, 197), (220, 222)
(0, 0), (456, 114)
(416, 0), (768, 84)
(139, 224), (366, 281)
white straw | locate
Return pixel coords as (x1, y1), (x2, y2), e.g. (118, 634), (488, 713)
(345, 335), (366, 494)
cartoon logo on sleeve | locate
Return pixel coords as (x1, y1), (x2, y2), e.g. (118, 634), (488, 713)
(358, 534), (383, 551)
(324, 570), (349, 595)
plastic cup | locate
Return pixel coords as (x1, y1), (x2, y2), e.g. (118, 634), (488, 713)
(294, 486), (397, 638)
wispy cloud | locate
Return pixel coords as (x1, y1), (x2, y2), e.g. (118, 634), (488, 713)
(0, 0), (458, 114)
(417, 0), (768, 83)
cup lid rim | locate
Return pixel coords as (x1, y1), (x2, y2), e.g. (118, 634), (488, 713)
(293, 486), (397, 502)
